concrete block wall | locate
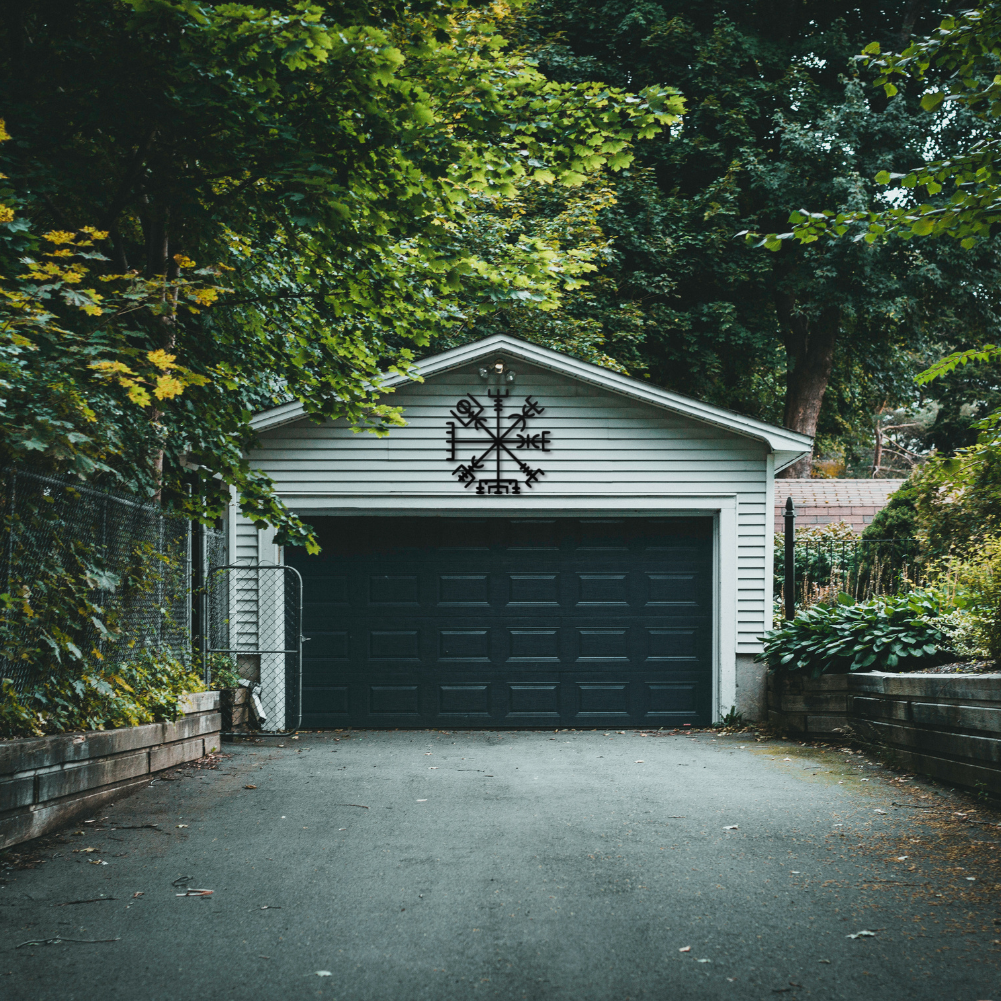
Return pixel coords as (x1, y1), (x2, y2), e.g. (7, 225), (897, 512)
(768, 671), (1001, 794)
(0, 691), (221, 849)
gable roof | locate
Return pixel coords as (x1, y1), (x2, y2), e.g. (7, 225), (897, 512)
(252, 334), (813, 472)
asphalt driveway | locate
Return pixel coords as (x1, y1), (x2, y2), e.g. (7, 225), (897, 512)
(2, 728), (1000, 1001)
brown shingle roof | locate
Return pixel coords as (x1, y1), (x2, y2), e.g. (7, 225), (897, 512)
(773, 479), (905, 534)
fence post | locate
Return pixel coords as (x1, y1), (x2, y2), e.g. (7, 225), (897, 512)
(784, 497), (796, 620)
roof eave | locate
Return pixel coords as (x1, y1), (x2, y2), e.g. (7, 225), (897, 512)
(251, 334), (813, 461)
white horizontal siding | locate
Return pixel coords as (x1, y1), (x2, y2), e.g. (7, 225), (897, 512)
(241, 359), (771, 652)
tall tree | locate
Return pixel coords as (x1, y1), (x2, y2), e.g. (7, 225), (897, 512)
(525, 1), (1001, 475)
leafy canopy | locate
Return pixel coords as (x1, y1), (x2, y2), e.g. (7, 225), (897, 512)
(0, 1), (683, 548)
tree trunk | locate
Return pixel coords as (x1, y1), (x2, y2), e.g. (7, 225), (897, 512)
(775, 295), (840, 479)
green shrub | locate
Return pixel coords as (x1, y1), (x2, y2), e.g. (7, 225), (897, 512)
(205, 653), (243, 690)
(761, 588), (954, 677)
(863, 447), (1001, 557)
(938, 536), (1001, 663)
(0, 646), (204, 738)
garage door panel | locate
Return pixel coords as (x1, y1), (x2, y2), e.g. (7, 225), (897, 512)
(368, 630), (421, 661)
(437, 575), (490, 605)
(505, 519), (559, 550)
(438, 629), (491, 662)
(290, 516), (714, 728)
(305, 631), (349, 660)
(576, 683), (630, 715)
(368, 575), (420, 605)
(645, 682), (699, 715)
(645, 627), (699, 661)
(575, 574), (630, 606)
(369, 685), (420, 715)
(506, 574), (559, 605)
(438, 684), (490, 715)
(505, 627), (560, 662)
(505, 683), (560, 717)
(575, 628), (630, 661)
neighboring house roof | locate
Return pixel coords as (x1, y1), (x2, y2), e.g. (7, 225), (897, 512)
(252, 334), (813, 471)
(774, 478), (905, 534)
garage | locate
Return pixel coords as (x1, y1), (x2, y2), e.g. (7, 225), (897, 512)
(287, 515), (713, 728)
(235, 334), (811, 725)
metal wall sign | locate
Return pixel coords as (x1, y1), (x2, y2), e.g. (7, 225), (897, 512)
(446, 391), (551, 495)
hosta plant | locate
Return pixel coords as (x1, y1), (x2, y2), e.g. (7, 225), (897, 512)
(761, 589), (954, 677)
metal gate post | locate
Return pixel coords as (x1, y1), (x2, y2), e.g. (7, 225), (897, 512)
(784, 497), (796, 620)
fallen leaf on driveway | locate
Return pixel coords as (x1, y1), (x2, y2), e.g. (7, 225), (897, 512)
(17, 936), (120, 948)
(723, 825), (738, 831)
(847, 930), (876, 939)
(679, 946), (691, 952)
(176, 824), (189, 828)
(244, 785), (257, 790)
(316, 971), (332, 977)
(873, 809), (887, 814)
(635, 760), (644, 763)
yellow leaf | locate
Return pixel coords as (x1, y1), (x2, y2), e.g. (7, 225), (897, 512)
(127, 385), (151, 407)
(172, 253), (196, 269)
(154, 374), (185, 400)
(0, 119), (10, 142)
(146, 349), (178, 370)
(89, 360), (137, 377)
(42, 230), (78, 245)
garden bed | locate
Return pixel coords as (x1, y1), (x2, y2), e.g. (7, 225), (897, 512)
(768, 670), (1001, 794)
(0, 691), (221, 849)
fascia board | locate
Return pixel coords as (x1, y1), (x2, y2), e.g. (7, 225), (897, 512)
(251, 334), (813, 459)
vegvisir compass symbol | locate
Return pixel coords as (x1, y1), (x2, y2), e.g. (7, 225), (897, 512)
(446, 392), (551, 495)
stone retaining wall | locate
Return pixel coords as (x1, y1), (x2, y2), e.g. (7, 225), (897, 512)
(0, 691), (221, 849)
(768, 671), (1001, 794)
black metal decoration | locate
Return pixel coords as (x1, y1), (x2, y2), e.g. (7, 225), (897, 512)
(446, 392), (550, 495)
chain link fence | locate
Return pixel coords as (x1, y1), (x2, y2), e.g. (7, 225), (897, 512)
(206, 565), (302, 733)
(0, 467), (200, 692)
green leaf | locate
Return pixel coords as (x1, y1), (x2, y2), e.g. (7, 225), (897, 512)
(874, 170), (891, 184)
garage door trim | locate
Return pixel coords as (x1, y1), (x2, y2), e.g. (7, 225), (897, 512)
(284, 499), (738, 722)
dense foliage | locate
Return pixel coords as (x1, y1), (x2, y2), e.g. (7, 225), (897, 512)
(0, 1), (682, 548)
(864, 447), (1001, 554)
(475, 0), (1001, 476)
(761, 588), (953, 676)
(0, 648), (203, 738)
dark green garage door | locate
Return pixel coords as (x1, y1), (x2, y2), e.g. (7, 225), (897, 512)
(287, 517), (714, 729)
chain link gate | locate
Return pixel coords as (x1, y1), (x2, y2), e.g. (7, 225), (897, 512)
(205, 565), (303, 733)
